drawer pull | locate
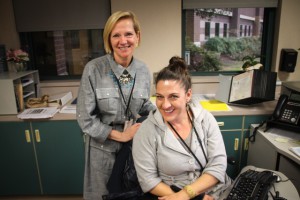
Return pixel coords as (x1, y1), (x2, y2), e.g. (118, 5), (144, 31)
(217, 122), (224, 127)
(35, 129), (41, 143)
(244, 138), (249, 150)
(25, 130), (31, 143)
(234, 138), (239, 151)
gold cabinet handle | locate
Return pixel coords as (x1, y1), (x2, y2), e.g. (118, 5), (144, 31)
(25, 130), (31, 143)
(234, 138), (239, 151)
(217, 122), (224, 127)
(35, 129), (41, 142)
(244, 138), (249, 151)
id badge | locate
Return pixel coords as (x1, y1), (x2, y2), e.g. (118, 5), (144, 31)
(123, 119), (133, 131)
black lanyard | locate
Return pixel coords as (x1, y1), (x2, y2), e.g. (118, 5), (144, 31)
(113, 72), (136, 120)
(167, 111), (208, 172)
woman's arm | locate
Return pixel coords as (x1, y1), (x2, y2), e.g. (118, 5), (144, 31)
(157, 173), (218, 200)
(76, 66), (113, 142)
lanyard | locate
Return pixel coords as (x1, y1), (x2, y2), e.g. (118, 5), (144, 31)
(167, 111), (208, 172)
(113, 72), (136, 120)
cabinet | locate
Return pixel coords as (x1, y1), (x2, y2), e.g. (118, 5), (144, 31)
(0, 120), (85, 195)
(0, 70), (40, 114)
(215, 115), (270, 179)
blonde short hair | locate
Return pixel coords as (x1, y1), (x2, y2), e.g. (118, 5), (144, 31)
(103, 11), (141, 54)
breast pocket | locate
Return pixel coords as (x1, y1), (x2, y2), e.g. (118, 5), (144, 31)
(131, 88), (149, 112)
(96, 88), (119, 114)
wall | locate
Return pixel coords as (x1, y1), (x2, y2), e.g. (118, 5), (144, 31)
(111, 0), (181, 75)
(0, 0), (20, 49)
(0, 0), (299, 92)
(273, 0), (300, 82)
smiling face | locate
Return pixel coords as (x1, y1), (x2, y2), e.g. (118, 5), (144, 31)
(110, 18), (139, 67)
(155, 80), (192, 124)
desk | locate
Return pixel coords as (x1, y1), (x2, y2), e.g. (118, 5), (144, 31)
(247, 125), (300, 194)
(219, 165), (299, 200)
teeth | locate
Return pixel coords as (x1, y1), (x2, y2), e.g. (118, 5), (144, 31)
(120, 46), (129, 50)
(165, 109), (173, 113)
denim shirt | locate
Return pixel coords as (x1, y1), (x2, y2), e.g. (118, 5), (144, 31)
(77, 54), (155, 151)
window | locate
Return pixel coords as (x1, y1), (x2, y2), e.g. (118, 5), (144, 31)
(205, 22), (211, 40)
(13, 0), (110, 80)
(215, 23), (220, 37)
(240, 25), (243, 37)
(248, 26), (251, 36)
(20, 30), (104, 79)
(183, 1), (277, 74)
(223, 23), (228, 37)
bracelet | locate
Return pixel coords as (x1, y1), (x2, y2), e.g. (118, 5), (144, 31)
(183, 185), (196, 199)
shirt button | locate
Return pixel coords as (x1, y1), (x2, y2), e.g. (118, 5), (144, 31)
(140, 94), (143, 97)
(100, 145), (103, 148)
(107, 93), (109, 95)
(189, 159), (194, 164)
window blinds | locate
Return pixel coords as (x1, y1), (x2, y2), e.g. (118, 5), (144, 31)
(13, 0), (110, 32)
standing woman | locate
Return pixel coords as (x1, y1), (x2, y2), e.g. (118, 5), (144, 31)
(133, 56), (231, 200)
(77, 11), (155, 200)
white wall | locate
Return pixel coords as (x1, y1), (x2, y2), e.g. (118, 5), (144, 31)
(273, 0), (300, 82)
(111, 0), (182, 75)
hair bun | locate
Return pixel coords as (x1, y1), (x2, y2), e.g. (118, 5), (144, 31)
(169, 56), (187, 71)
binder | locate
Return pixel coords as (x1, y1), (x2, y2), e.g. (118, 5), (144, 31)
(216, 70), (277, 105)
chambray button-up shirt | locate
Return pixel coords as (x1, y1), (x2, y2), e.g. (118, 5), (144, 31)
(77, 54), (155, 152)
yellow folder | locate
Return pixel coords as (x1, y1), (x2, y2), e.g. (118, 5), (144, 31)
(200, 100), (231, 111)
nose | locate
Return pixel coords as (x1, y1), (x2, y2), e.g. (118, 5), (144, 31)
(119, 35), (127, 44)
(161, 98), (171, 109)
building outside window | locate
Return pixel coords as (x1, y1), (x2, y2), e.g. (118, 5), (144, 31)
(215, 23), (220, 37)
(205, 22), (211, 40)
(183, 6), (271, 73)
(223, 23), (228, 37)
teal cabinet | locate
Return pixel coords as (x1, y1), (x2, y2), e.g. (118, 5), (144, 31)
(0, 120), (85, 196)
(0, 121), (40, 195)
(32, 120), (85, 195)
(215, 116), (243, 179)
(215, 115), (270, 179)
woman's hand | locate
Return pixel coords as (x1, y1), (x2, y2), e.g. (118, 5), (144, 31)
(109, 123), (141, 142)
(158, 190), (189, 200)
(158, 191), (214, 200)
(122, 123), (141, 142)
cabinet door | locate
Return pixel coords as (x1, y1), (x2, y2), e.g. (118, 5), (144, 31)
(242, 115), (270, 168)
(32, 120), (85, 195)
(215, 116), (243, 179)
(221, 131), (241, 179)
(0, 121), (40, 195)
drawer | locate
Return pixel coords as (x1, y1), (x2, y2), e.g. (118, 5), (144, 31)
(215, 116), (243, 130)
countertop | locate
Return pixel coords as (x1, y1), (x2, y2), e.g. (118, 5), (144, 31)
(0, 100), (277, 122)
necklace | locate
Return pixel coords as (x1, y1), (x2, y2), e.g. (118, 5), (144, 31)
(119, 69), (133, 85)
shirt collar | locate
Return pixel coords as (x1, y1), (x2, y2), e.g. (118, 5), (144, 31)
(108, 54), (136, 79)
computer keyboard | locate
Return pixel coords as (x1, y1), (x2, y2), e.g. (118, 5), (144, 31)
(224, 169), (277, 200)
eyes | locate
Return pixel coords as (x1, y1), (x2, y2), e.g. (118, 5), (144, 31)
(156, 94), (179, 101)
(111, 32), (134, 39)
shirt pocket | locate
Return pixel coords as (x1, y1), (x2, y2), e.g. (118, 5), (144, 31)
(96, 88), (119, 113)
(131, 88), (149, 112)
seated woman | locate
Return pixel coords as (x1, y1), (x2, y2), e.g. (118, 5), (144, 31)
(132, 56), (231, 200)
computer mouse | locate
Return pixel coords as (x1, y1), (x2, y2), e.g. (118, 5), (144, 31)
(273, 172), (281, 182)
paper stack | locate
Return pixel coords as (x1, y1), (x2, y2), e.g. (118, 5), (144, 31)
(48, 91), (73, 107)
